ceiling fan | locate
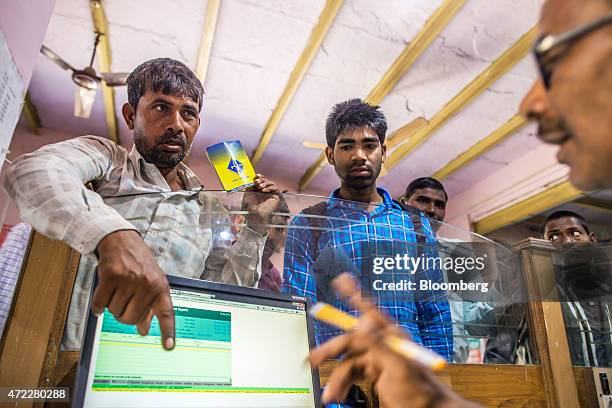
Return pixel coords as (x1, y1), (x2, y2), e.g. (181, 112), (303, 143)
(40, 33), (129, 119)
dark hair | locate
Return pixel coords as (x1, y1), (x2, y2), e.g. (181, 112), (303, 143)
(404, 177), (448, 201)
(541, 210), (590, 234)
(126, 58), (204, 112)
(325, 98), (387, 147)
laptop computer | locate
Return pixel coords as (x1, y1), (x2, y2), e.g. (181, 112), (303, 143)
(73, 275), (321, 407)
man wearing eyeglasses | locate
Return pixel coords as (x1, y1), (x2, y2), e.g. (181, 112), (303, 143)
(310, 1), (612, 407)
(520, 0), (612, 191)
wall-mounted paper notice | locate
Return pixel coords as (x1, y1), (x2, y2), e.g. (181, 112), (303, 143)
(0, 30), (25, 173)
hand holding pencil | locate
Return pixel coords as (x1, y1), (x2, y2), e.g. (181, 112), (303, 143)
(309, 273), (480, 408)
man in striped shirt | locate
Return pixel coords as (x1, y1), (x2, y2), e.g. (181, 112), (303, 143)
(4, 58), (280, 350)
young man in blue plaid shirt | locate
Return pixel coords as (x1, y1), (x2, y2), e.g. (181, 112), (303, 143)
(282, 99), (453, 361)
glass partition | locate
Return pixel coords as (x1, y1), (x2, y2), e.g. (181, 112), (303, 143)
(0, 189), (531, 365)
(545, 242), (612, 367)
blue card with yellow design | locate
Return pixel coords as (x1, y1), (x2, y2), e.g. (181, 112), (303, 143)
(206, 140), (256, 191)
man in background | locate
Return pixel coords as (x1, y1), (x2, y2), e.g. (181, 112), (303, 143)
(400, 177), (495, 363)
(398, 177), (447, 231)
(542, 210), (598, 248)
(542, 210), (611, 367)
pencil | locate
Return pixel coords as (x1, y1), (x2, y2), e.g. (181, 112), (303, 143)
(310, 302), (446, 371)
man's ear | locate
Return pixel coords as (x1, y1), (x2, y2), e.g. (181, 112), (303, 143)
(325, 146), (335, 166)
(589, 232), (598, 243)
(122, 103), (135, 130)
(381, 143), (387, 163)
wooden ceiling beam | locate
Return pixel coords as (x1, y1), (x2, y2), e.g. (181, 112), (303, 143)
(90, 0), (119, 144)
(385, 117), (429, 150)
(384, 27), (538, 172)
(297, 0), (466, 191)
(251, 0), (344, 166)
(365, 0), (467, 105)
(380, 117), (429, 178)
(433, 114), (527, 180)
(22, 92), (42, 135)
(302, 141), (327, 149)
(184, 0), (222, 165)
(473, 180), (583, 235)
(195, 0), (221, 86)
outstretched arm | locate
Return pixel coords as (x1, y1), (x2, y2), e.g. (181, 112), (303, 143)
(4, 136), (136, 253)
(4, 136), (175, 349)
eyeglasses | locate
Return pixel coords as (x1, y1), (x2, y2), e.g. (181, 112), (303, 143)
(533, 11), (612, 89)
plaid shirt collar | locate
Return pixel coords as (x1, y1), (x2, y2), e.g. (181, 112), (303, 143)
(128, 145), (204, 192)
(327, 186), (401, 216)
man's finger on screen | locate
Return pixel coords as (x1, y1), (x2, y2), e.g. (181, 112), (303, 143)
(91, 280), (115, 316)
(128, 289), (157, 331)
(121, 285), (156, 323)
(107, 288), (134, 321)
(137, 309), (155, 337)
(153, 290), (176, 350)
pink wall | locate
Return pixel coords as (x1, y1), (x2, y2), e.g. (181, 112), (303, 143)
(0, 0), (56, 87)
(445, 143), (570, 233)
(0, 122), (74, 225)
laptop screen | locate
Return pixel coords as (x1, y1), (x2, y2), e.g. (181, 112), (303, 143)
(76, 277), (319, 407)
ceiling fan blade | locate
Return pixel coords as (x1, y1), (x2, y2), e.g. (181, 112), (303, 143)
(99, 72), (129, 86)
(302, 141), (327, 150)
(385, 117), (428, 150)
(40, 44), (76, 72)
(74, 85), (97, 119)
